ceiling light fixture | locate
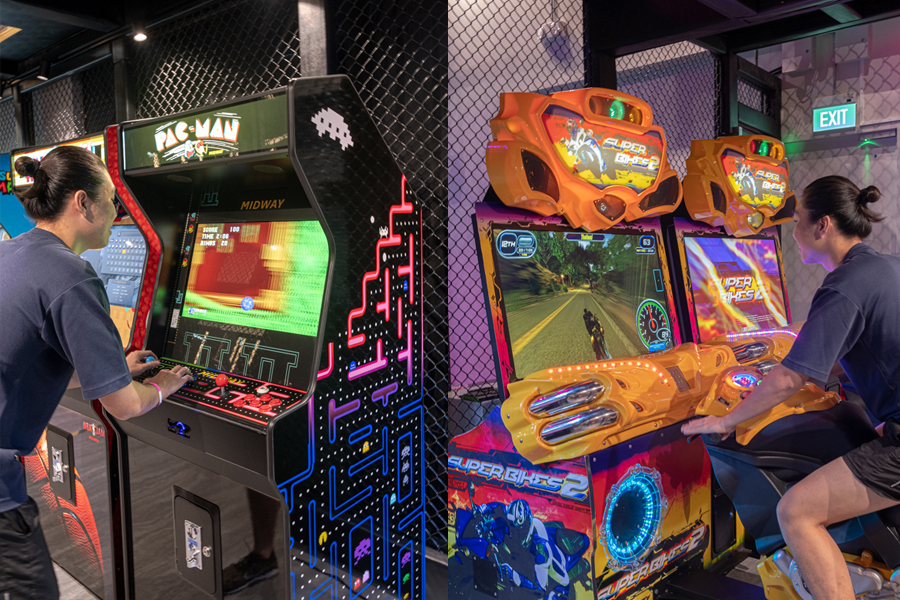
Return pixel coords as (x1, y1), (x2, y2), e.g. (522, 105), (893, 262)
(36, 61), (50, 81)
(133, 21), (147, 42)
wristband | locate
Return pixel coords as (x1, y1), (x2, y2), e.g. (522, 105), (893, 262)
(148, 382), (163, 408)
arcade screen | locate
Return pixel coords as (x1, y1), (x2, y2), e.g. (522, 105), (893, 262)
(12, 134), (105, 189)
(493, 227), (674, 379)
(80, 224), (146, 348)
(683, 235), (788, 341)
(172, 220), (328, 388)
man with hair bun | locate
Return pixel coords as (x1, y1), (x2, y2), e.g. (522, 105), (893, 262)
(684, 175), (900, 600)
(0, 146), (194, 599)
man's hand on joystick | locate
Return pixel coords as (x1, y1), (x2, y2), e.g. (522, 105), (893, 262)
(147, 365), (194, 398)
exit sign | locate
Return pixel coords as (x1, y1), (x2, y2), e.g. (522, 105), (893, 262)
(813, 103), (857, 132)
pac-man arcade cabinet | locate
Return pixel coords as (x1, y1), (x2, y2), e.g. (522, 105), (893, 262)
(107, 76), (424, 600)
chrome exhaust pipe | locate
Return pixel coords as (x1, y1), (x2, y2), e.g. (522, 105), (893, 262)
(732, 342), (767, 364)
(541, 406), (619, 445)
(529, 379), (606, 417)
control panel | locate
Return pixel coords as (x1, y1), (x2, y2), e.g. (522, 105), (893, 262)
(137, 359), (307, 424)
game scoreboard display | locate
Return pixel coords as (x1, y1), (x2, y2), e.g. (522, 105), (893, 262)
(486, 88), (682, 232)
(474, 202), (680, 394)
(172, 218), (329, 390)
(11, 134), (105, 189)
(683, 135), (795, 237)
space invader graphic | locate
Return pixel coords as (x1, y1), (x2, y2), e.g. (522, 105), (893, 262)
(311, 108), (354, 151)
(401, 446), (411, 459)
(354, 537), (372, 565)
(401, 551), (411, 567)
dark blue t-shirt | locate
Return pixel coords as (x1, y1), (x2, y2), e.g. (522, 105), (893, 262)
(783, 243), (900, 423)
(0, 228), (132, 512)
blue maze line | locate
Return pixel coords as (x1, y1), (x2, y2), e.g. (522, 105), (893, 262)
(420, 512), (426, 600)
(309, 500), (317, 569)
(348, 424), (373, 445)
(348, 427), (389, 478)
(398, 540), (415, 600)
(329, 466), (372, 520)
(397, 395), (423, 419)
(382, 494), (390, 581)
(397, 406), (425, 531)
(310, 541), (338, 600)
(291, 572), (295, 600)
(397, 432), (414, 503)
(277, 398), (317, 495)
(350, 516), (374, 599)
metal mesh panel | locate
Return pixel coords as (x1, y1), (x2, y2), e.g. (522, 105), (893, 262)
(617, 42), (720, 177)
(0, 98), (15, 154)
(331, 0), (448, 552)
(23, 58), (116, 146)
(737, 78), (765, 113)
(737, 76), (779, 119)
(130, 0), (302, 119)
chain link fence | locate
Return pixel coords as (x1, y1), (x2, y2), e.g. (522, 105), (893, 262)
(0, 98), (16, 153)
(447, 0), (585, 442)
(130, 0), (302, 119)
(331, 0), (448, 554)
(0, 58), (116, 152)
(617, 42), (720, 177)
(23, 58), (116, 146)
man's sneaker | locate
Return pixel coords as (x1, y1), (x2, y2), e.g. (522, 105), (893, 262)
(223, 552), (278, 595)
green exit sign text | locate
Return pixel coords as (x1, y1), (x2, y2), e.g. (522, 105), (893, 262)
(813, 103), (857, 132)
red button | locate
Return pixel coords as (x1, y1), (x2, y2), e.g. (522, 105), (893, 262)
(215, 375), (229, 387)
(244, 395), (257, 403)
(268, 399), (282, 408)
(250, 398), (262, 407)
(259, 394), (272, 403)
(234, 399), (245, 407)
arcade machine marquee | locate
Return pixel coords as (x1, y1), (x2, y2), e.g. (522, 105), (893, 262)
(108, 76), (425, 600)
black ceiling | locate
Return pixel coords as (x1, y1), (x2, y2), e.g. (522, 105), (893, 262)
(2, 0), (900, 83)
(589, 0), (900, 56)
(0, 0), (211, 81)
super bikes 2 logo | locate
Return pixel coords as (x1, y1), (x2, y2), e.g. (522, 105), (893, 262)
(449, 455), (589, 502)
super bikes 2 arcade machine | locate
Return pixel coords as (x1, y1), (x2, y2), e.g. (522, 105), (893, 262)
(12, 133), (139, 600)
(676, 135), (900, 599)
(106, 76), (424, 600)
(449, 89), (752, 600)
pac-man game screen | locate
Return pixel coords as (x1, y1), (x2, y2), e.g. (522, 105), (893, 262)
(493, 227), (674, 379)
(683, 235), (788, 341)
(180, 220), (329, 337)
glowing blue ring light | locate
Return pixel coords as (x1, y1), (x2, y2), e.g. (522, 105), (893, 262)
(599, 465), (667, 572)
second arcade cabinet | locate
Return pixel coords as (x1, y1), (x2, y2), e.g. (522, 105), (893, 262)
(108, 76), (425, 600)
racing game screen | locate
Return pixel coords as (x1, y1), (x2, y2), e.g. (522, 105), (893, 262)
(683, 235), (788, 341)
(494, 228), (674, 379)
(173, 220), (329, 388)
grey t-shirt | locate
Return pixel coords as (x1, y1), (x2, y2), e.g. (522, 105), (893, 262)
(0, 228), (132, 512)
(783, 243), (900, 423)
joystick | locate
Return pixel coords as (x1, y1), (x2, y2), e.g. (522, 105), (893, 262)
(215, 374), (229, 399)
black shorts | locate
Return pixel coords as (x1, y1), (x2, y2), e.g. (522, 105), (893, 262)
(843, 419), (900, 502)
(0, 497), (59, 600)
